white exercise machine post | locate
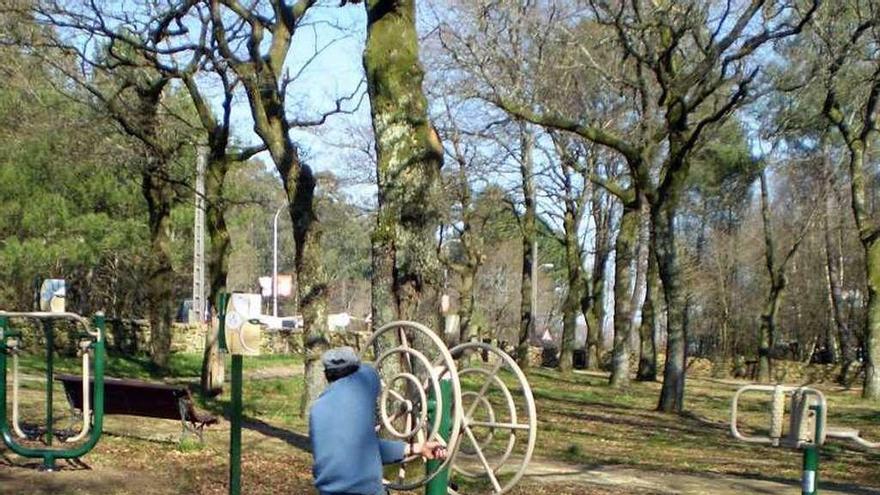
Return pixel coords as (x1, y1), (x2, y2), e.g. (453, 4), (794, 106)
(730, 383), (878, 495)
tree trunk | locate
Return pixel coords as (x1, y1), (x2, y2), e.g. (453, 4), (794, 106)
(845, 143), (880, 399)
(653, 160), (689, 413)
(757, 287), (783, 383)
(371, 211), (397, 330)
(458, 269), (477, 343)
(364, 0), (444, 325)
(132, 80), (175, 372)
(516, 129), (536, 368)
(823, 176), (856, 381)
(202, 153), (229, 397)
(756, 168), (810, 383)
(240, 85), (328, 416)
(610, 202), (640, 387)
(865, 238), (880, 398)
(637, 236), (659, 381)
(287, 165), (329, 417)
(142, 166), (175, 370)
(629, 199), (651, 351)
(757, 171), (778, 383)
(583, 195), (611, 369)
(559, 195), (583, 374)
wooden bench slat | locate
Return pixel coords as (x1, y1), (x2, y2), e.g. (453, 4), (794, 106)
(55, 374), (218, 427)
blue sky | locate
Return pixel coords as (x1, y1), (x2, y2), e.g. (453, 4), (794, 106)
(222, 3), (374, 197)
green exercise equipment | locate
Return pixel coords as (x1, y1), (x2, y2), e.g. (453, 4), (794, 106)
(0, 311), (106, 471)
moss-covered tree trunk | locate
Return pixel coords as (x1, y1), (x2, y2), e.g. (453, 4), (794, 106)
(824, 188), (855, 381)
(202, 151), (229, 396)
(243, 80), (328, 418)
(757, 171), (778, 383)
(583, 193), (611, 369)
(516, 128), (537, 368)
(288, 165), (328, 415)
(559, 197), (582, 374)
(133, 81), (175, 371)
(205, 0), (329, 416)
(458, 269), (477, 343)
(846, 143), (880, 399)
(824, 54), (880, 398)
(654, 204), (687, 412)
(364, 0), (444, 328)
(142, 164), (175, 370)
(637, 238), (659, 381)
(654, 147), (691, 413)
(822, 182), (844, 362)
(610, 202), (640, 388)
(865, 236), (880, 399)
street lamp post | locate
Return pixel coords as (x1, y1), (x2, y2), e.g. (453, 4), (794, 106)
(272, 204), (286, 317)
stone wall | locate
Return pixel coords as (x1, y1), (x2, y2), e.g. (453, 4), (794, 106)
(153, 322), (372, 356)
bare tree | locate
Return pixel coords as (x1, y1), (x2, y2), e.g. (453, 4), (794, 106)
(208, 0), (362, 412)
(756, 166), (816, 382)
(12, 3), (201, 368)
(817, 1), (880, 398)
(448, 0), (818, 412)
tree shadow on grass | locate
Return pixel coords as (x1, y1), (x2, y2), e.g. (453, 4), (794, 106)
(237, 414), (311, 453)
(530, 389), (645, 413)
(525, 460), (880, 495)
(0, 455), (91, 472)
(724, 470), (880, 495)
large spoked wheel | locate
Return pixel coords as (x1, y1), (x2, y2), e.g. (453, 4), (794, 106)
(360, 321), (464, 491)
(449, 343), (537, 495)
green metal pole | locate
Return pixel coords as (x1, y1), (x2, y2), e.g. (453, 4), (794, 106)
(217, 293), (241, 495)
(426, 377), (452, 495)
(44, 321), (54, 454)
(90, 313), (107, 454)
(0, 315), (8, 441)
(229, 354), (242, 495)
(802, 404), (824, 495)
(802, 446), (819, 495)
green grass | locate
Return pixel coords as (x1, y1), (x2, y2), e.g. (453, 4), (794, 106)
(525, 368), (880, 487)
(4, 354), (880, 494)
(14, 352), (302, 382)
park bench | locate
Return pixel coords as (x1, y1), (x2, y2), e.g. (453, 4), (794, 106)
(56, 374), (218, 441)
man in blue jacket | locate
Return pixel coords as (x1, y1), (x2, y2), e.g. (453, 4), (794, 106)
(310, 347), (446, 495)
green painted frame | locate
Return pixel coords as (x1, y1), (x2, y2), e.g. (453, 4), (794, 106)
(0, 312), (106, 470)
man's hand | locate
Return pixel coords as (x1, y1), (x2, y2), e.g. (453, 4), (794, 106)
(407, 441), (448, 460)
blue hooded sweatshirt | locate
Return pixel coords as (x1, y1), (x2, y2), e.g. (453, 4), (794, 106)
(309, 364), (405, 495)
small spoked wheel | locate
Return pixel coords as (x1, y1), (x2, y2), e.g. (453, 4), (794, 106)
(449, 342), (537, 495)
(360, 321), (464, 492)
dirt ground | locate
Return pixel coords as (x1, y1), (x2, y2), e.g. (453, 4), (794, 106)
(3, 413), (878, 495)
(2, 362), (879, 495)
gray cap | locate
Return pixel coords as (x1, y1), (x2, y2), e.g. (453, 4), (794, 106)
(322, 346), (360, 371)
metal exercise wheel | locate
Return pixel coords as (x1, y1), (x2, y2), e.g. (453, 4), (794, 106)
(360, 320), (464, 491)
(448, 343), (537, 495)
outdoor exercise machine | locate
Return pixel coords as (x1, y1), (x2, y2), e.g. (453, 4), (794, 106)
(0, 310), (106, 471)
(362, 320), (538, 495)
(218, 292), (262, 495)
(218, 289), (537, 495)
(730, 384), (879, 495)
